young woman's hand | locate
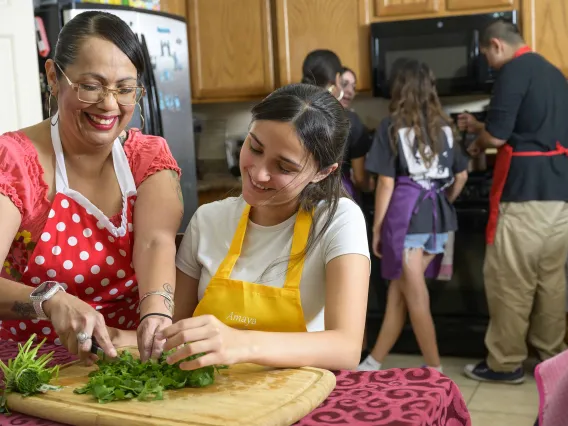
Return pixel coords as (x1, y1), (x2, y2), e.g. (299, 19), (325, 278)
(156, 315), (250, 370)
(372, 226), (382, 258)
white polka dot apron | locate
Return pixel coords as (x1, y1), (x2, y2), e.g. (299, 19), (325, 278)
(0, 113), (140, 344)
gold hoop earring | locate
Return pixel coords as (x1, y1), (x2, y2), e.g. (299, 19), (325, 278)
(327, 85), (345, 102)
(137, 102), (145, 130)
(47, 89), (59, 126)
(47, 87), (54, 117)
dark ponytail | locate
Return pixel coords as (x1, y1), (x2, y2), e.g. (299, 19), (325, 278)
(301, 50), (343, 88)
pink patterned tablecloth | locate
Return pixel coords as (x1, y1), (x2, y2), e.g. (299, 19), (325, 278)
(0, 342), (471, 426)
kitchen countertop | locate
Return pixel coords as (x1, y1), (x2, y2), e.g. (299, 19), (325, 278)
(0, 342), (472, 426)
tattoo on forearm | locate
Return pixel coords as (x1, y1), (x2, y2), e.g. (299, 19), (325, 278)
(11, 302), (36, 319)
(169, 170), (184, 214)
(164, 298), (173, 314)
(163, 283), (174, 314)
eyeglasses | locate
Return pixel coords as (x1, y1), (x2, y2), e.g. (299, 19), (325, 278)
(55, 63), (145, 106)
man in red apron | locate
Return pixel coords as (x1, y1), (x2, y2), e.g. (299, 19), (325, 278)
(459, 19), (568, 384)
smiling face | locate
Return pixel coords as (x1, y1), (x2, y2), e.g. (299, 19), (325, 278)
(339, 70), (356, 108)
(239, 120), (333, 209)
(46, 36), (139, 149)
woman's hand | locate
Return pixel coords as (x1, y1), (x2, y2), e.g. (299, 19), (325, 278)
(156, 315), (249, 370)
(457, 113), (483, 134)
(137, 314), (173, 362)
(43, 291), (116, 364)
(372, 226), (382, 258)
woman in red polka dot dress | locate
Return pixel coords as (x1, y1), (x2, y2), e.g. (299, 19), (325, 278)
(0, 11), (183, 363)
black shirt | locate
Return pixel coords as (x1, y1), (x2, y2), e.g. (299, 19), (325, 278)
(485, 52), (568, 202)
(365, 117), (469, 234)
(342, 110), (373, 176)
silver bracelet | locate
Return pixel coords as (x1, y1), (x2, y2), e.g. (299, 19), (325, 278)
(139, 291), (174, 307)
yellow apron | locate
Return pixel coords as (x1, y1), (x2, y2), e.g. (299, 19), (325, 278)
(193, 204), (311, 332)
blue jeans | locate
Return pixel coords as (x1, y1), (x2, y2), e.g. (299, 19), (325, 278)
(404, 233), (448, 255)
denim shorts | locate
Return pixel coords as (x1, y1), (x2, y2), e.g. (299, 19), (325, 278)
(403, 233), (448, 255)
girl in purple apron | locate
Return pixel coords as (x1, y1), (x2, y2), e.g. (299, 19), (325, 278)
(358, 59), (469, 371)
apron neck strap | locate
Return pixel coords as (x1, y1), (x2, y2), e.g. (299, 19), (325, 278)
(49, 112), (136, 195)
(513, 45), (531, 58)
(50, 112), (69, 191)
(215, 204), (313, 290)
(283, 209), (311, 289)
(215, 204), (252, 278)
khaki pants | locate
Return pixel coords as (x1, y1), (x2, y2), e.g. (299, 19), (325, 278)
(484, 201), (568, 372)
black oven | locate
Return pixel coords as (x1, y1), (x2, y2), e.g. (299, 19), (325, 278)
(370, 11), (518, 98)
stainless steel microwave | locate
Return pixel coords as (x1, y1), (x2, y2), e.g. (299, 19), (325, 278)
(370, 11), (518, 98)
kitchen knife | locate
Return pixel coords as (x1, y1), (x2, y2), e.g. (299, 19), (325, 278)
(90, 337), (119, 363)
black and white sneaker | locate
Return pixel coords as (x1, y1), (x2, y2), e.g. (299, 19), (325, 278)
(464, 360), (525, 384)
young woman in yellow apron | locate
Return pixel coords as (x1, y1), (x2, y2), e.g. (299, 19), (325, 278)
(157, 83), (371, 371)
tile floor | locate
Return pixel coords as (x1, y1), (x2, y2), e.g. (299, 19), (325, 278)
(382, 354), (539, 426)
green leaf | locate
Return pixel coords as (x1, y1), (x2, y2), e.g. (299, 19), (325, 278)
(74, 349), (224, 403)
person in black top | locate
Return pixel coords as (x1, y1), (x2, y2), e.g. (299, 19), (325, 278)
(359, 59), (468, 372)
(301, 51), (373, 198)
(460, 19), (568, 384)
(339, 66), (357, 110)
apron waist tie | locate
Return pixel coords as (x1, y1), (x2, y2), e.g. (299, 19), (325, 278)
(412, 182), (449, 248)
(511, 141), (568, 157)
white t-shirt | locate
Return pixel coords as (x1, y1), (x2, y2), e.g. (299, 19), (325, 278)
(176, 196), (370, 332)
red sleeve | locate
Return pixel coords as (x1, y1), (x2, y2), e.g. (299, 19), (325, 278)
(123, 130), (182, 187)
(0, 132), (45, 218)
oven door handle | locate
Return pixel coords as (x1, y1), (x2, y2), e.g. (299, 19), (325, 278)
(469, 29), (480, 78)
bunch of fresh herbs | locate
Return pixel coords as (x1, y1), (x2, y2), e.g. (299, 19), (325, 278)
(0, 334), (60, 414)
(74, 349), (225, 403)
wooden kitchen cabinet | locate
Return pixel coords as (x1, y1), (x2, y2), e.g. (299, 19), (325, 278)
(369, 0), (518, 21)
(160, 0), (186, 17)
(274, 0), (371, 91)
(373, 0), (439, 18)
(187, 0), (275, 101)
(523, 0), (568, 77)
(446, 0), (514, 12)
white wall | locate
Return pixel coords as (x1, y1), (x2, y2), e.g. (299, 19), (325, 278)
(0, 0), (43, 133)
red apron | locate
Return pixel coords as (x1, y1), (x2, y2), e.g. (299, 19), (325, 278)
(0, 112), (140, 344)
(486, 46), (568, 244)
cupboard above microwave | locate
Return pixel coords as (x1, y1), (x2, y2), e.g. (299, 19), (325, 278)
(370, 11), (518, 98)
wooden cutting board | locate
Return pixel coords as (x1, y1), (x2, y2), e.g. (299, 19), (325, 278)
(6, 348), (336, 426)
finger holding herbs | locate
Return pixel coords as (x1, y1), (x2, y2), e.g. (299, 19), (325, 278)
(156, 314), (249, 370)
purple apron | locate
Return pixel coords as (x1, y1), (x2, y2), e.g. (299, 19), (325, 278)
(380, 176), (443, 280)
(342, 173), (360, 203)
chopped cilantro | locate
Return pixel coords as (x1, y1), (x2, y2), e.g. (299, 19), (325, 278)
(74, 349), (225, 403)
